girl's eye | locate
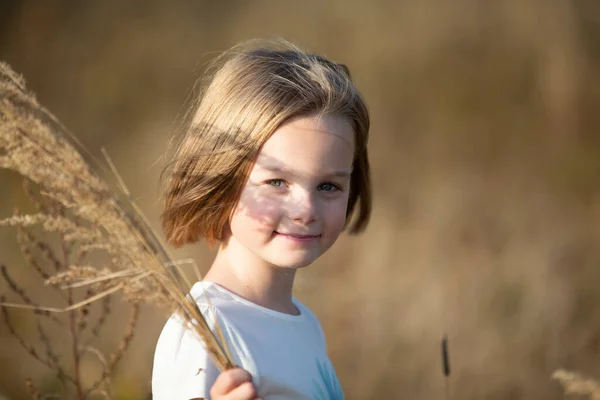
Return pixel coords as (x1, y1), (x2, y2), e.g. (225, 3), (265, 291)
(318, 183), (340, 192)
(266, 179), (286, 187)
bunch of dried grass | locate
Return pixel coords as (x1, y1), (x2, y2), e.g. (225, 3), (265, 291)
(0, 62), (235, 396)
(0, 185), (141, 398)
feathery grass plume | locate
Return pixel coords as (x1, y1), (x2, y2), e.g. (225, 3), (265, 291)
(0, 61), (235, 376)
(553, 369), (600, 400)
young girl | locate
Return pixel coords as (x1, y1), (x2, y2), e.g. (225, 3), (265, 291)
(152, 40), (371, 400)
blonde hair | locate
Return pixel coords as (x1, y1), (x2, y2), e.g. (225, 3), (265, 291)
(161, 40), (371, 247)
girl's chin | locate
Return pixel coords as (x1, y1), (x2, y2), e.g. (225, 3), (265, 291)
(267, 255), (318, 270)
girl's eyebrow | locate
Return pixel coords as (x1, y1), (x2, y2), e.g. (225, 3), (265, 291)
(259, 165), (352, 178)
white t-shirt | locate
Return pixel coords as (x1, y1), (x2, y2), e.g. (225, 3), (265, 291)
(152, 281), (344, 400)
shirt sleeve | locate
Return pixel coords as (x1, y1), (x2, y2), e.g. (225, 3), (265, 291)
(153, 299), (259, 400)
(152, 309), (221, 400)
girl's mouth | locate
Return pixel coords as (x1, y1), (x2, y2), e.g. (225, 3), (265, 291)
(275, 232), (321, 242)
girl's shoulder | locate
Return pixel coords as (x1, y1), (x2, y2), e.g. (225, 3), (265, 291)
(189, 280), (238, 309)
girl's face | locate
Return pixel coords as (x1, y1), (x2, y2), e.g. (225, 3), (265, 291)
(227, 113), (355, 269)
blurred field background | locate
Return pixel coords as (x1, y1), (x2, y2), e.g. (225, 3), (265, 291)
(1, 1), (600, 399)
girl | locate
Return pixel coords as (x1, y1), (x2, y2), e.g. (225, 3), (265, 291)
(152, 40), (371, 400)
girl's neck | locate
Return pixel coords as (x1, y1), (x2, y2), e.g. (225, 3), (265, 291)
(203, 236), (299, 315)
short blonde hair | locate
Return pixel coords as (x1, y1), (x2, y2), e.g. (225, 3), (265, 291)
(161, 40), (371, 247)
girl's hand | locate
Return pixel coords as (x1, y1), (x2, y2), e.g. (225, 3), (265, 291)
(209, 368), (262, 400)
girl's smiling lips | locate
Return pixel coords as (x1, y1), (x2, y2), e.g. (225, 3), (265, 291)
(275, 232), (321, 242)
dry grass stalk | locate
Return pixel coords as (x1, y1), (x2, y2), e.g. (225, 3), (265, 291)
(0, 62), (235, 396)
(0, 201), (139, 399)
(553, 369), (600, 400)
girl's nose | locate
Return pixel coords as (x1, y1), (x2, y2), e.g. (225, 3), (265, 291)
(287, 190), (317, 224)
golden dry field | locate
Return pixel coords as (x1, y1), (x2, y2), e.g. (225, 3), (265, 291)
(1, 1), (600, 399)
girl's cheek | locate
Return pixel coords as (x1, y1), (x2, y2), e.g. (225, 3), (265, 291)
(327, 199), (349, 229)
(237, 191), (282, 224)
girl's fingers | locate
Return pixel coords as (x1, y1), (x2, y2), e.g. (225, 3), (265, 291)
(223, 381), (258, 400)
(210, 368), (253, 397)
